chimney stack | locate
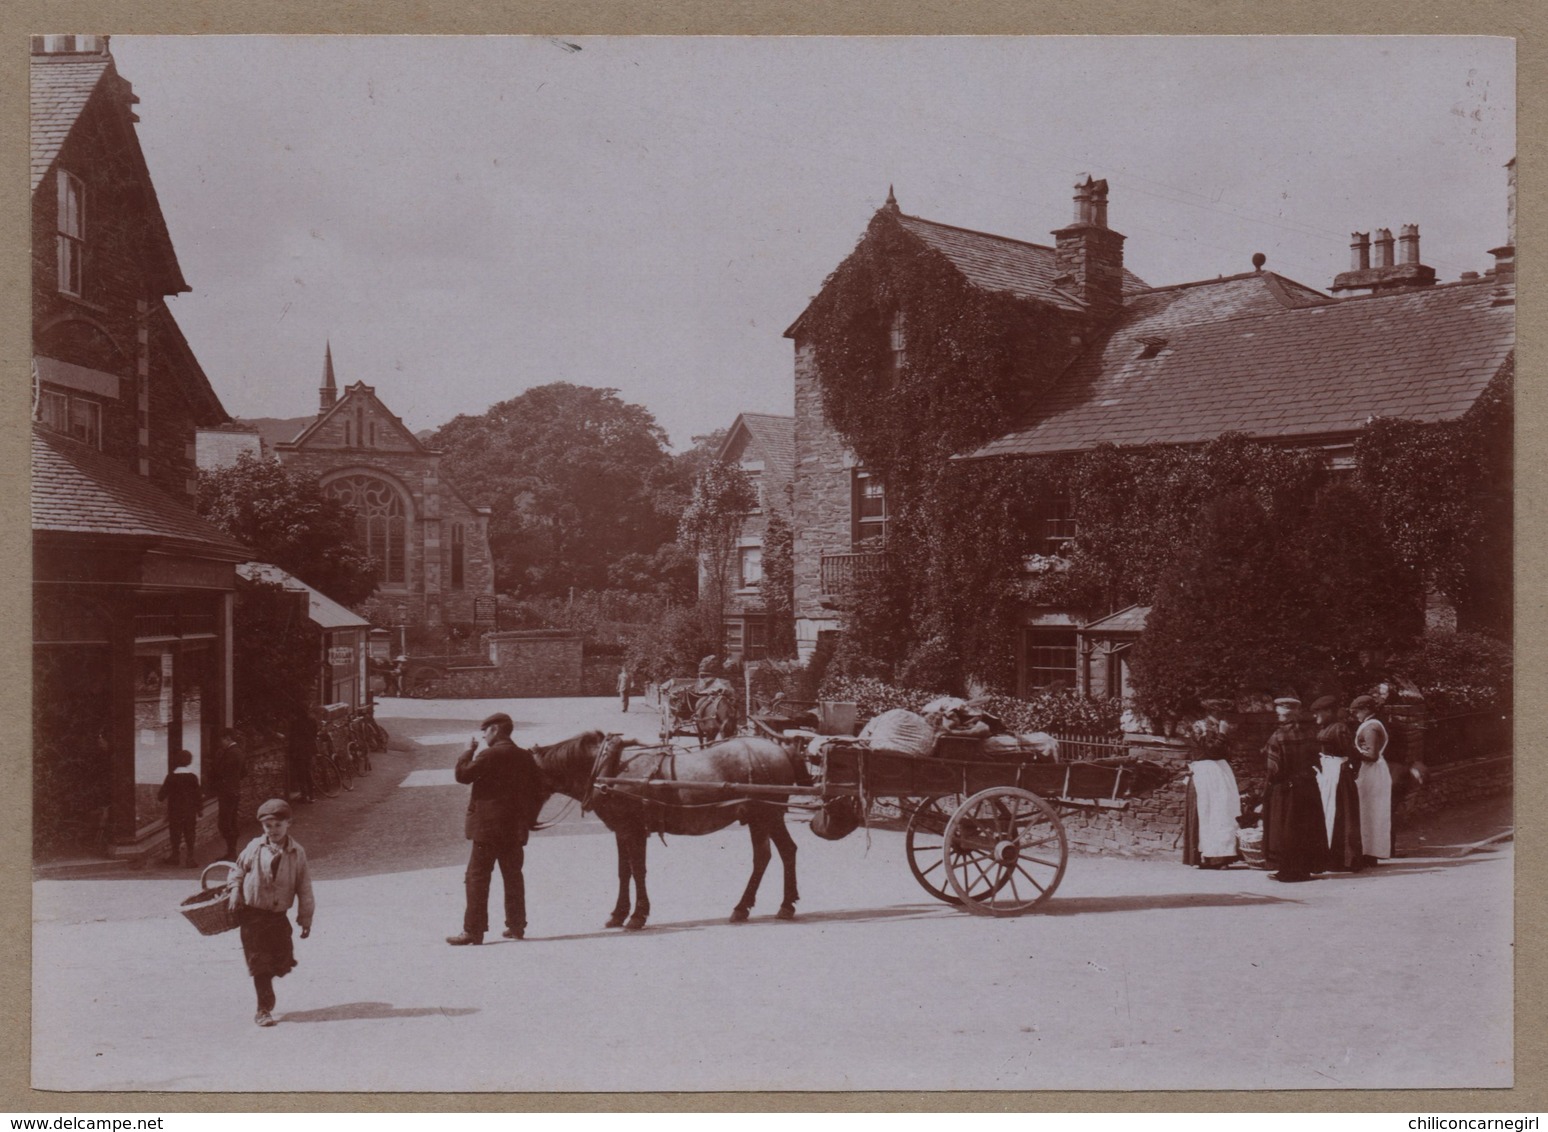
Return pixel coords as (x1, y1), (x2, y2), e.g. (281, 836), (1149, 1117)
(1488, 157), (1515, 284)
(1350, 232), (1370, 271)
(1052, 174), (1126, 323)
(1332, 223), (1436, 295)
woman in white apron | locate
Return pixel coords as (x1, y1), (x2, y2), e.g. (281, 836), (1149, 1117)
(1350, 694), (1393, 864)
(1182, 699), (1241, 868)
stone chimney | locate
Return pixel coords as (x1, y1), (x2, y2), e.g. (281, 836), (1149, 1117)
(1332, 223), (1435, 295)
(1051, 175), (1127, 323)
(319, 341), (338, 412)
(1488, 156), (1515, 283)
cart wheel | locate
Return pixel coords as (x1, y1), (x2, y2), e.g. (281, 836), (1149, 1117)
(942, 786), (1068, 916)
(905, 795), (964, 905)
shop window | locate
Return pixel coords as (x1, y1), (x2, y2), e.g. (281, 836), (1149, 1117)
(851, 469), (888, 549)
(1023, 627), (1078, 692)
(57, 170), (86, 297)
(450, 523), (466, 589)
(328, 474), (408, 584)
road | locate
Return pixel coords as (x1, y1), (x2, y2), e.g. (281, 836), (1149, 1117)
(31, 695), (1514, 1093)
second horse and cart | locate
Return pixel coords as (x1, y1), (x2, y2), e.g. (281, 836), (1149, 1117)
(528, 718), (1170, 927)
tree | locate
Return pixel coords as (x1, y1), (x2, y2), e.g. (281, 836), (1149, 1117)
(427, 384), (679, 596)
(231, 580), (320, 733)
(677, 461), (756, 655)
(198, 453), (379, 605)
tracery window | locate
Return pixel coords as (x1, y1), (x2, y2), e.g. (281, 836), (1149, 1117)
(327, 475), (408, 584)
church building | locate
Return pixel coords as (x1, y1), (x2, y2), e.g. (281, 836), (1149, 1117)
(273, 346), (495, 629)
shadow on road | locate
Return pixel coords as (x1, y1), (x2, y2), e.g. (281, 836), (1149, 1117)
(279, 1001), (479, 1023)
(1040, 891), (1294, 915)
(538, 903), (945, 941)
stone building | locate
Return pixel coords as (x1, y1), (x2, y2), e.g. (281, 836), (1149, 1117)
(786, 173), (1514, 700)
(709, 413), (794, 660)
(272, 346), (495, 630)
(30, 35), (248, 855)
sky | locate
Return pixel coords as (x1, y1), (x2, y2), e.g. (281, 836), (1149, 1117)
(108, 35), (1516, 451)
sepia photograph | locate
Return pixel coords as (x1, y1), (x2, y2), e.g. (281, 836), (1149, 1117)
(27, 33), (1515, 1093)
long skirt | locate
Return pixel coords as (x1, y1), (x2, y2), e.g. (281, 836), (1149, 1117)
(238, 907), (297, 979)
(1263, 775), (1326, 877)
(1357, 756), (1393, 859)
(1316, 755), (1365, 871)
(1183, 759), (1241, 865)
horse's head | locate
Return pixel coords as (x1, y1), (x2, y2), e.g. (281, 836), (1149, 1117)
(531, 730), (610, 803)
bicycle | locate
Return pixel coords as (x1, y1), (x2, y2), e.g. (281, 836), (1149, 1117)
(359, 702), (389, 752)
(310, 731), (343, 799)
(316, 725), (354, 791)
(346, 712), (372, 776)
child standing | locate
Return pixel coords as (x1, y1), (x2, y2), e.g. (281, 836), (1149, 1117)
(157, 750), (201, 867)
(228, 798), (315, 1027)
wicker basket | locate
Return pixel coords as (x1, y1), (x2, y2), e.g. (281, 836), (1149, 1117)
(180, 861), (240, 936)
(1236, 826), (1270, 870)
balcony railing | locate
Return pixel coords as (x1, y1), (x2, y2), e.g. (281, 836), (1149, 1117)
(819, 551), (889, 602)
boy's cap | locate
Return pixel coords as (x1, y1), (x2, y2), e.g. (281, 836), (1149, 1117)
(256, 798), (292, 820)
(480, 711), (514, 730)
(174, 749), (193, 768)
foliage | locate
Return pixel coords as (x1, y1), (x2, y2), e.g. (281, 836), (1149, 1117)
(197, 453), (379, 605)
(232, 580), (319, 733)
(426, 383), (679, 596)
(1384, 631), (1513, 714)
(1131, 491), (1319, 724)
(757, 486), (798, 659)
(678, 461), (757, 650)
(1355, 358), (1513, 636)
(623, 601), (716, 687)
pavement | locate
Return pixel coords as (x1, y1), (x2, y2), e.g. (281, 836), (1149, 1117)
(30, 695), (1515, 1094)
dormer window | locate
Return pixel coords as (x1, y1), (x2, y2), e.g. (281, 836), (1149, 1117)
(1136, 336), (1168, 360)
(56, 170), (86, 297)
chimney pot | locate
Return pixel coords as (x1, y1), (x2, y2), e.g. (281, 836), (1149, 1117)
(1350, 232), (1371, 271)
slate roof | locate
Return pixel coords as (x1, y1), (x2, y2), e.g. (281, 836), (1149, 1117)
(967, 273), (1514, 460)
(29, 54), (109, 194)
(897, 213), (1150, 311)
(237, 562), (370, 630)
(721, 413), (796, 489)
(31, 426), (249, 557)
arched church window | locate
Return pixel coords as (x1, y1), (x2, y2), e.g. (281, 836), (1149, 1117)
(327, 475), (408, 584)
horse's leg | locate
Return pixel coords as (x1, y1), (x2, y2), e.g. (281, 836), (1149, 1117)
(625, 826), (650, 930)
(606, 828), (631, 929)
(732, 816), (773, 923)
(770, 813), (800, 920)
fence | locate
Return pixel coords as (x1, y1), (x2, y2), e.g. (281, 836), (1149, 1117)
(1052, 731), (1129, 762)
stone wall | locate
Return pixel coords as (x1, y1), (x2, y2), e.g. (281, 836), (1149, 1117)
(1057, 734), (1191, 857)
(791, 339), (852, 655)
(418, 631), (584, 697)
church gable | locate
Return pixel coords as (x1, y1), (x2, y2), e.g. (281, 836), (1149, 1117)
(292, 382), (428, 455)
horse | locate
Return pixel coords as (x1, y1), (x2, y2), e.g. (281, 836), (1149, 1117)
(663, 683), (738, 745)
(530, 730), (807, 930)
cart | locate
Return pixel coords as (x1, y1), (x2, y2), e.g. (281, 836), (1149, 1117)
(596, 732), (1167, 917)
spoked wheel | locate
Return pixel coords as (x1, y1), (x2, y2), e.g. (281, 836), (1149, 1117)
(942, 786), (1068, 916)
(312, 755), (342, 799)
(905, 795), (965, 905)
(350, 739), (371, 776)
(333, 752), (355, 791)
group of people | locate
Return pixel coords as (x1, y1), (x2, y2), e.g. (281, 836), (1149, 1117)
(1183, 693), (1396, 882)
(156, 728), (250, 868)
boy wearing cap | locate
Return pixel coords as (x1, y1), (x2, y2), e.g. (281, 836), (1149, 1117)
(157, 749), (201, 867)
(447, 712), (544, 946)
(229, 798), (315, 1027)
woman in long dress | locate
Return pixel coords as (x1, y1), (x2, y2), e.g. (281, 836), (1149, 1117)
(1260, 697), (1327, 882)
(1312, 694), (1364, 871)
(1349, 694), (1393, 865)
(1182, 699), (1241, 868)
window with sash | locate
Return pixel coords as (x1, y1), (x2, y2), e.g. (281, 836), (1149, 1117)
(851, 469), (888, 549)
(57, 170), (86, 297)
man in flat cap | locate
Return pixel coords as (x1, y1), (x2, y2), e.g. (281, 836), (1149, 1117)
(447, 711), (544, 945)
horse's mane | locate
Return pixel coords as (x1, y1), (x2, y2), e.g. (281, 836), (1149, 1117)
(532, 730), (607, 766)
(530, 730), (609, 796)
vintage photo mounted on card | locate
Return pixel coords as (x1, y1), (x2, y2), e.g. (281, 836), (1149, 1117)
(26, 34), (1514, 1092)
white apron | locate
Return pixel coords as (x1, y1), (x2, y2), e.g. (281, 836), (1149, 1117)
(1316, 755), (1347, 846)
(1190, 759), (1241, 859)
(1354, 717), (1393, 858)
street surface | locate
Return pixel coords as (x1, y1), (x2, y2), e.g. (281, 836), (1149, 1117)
(32, 695), (1513, 1093)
